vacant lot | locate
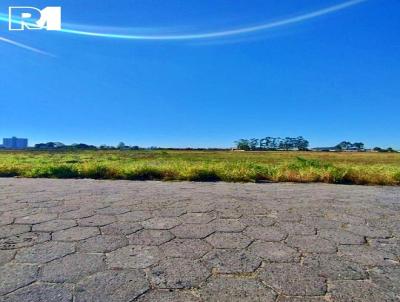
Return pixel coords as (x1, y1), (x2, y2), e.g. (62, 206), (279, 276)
(0, 150), (399, 185)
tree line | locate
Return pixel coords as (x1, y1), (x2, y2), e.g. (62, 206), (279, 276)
(235, 136), (310, 151)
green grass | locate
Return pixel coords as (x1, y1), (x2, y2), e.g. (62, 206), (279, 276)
(0, 150), (399, 185)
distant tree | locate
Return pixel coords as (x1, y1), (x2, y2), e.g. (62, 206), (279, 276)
(353, 142), (365, 150)
(249, 138), (259, 150)
(117, 142), (126, 149)
(235, 139), (251, 151)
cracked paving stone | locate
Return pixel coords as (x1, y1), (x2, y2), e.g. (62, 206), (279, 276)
(77, 214), (116, 227)
(344, 224), (391, 238)
(0, 263), (38, 295)
(171, 223), (214, 239)
(136, 289), (201, 302)
(2, 282), (73, 302)
(248, 241), (300, 263)
(100, 221), (143, 235)
(240, 216), (275, 227)
(150, 258), (211, 289)
(203, 248), (261, 273)
(318, 229), (365, 245)
(276, 296), (327, 302)
(153, 207), (187, 218)
(286, 235), (337, 254)
(75, 270), (149, 302)
(14, 213), (58, 224)
(370, 266), (400, 294)
(216, 208), (242, 219)
(212, 219), (246, 233)
(77, 235), (128, 253)
(59, 210), (94, 219)
(94, 207), (130, 215)
(205, 232), (252, 249)
(302, 254), (367, 280)
(369, 238), (400, 256)
(32, 219), (77, 232)
(0, 215), (14, 226)
(200, 276), (277, 302)
(181, 212), (216, 224)
(128, 229), (174, 246)
(15, 241), (75, 264)
(329, 280), (397, 302)
(52, 227), (99, 241)
(277, 222), (316, 236)
(244, 226), (287, 241)
(0, 224), (30, 238)
(161, 238), (212, 259)
(117, 211), (152, 222)
(0, 232), (51, 250)
(338, 245), (398, 266)
(259, 263), (326, 296)
(40, 253), (105, 283)
(106, 245), (161, 269)
(141, 217), (181, 230)
(0, 250), (15, 265)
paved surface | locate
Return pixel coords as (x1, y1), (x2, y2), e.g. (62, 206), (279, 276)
(0, 179), (399, 302)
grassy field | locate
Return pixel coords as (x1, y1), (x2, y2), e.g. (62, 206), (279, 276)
(0, 150), (399, 185)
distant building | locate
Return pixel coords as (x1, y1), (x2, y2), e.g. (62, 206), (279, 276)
(3, 137), (28, 149)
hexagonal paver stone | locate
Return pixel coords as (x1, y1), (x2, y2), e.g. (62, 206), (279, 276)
(15, 241), (75, 264)
(0, 232), (51, 250)
(212, 219), (246, 233)
(206, 232), (252, 249)
(106, 245), (161, 269)
(216, 208), (242, 219)
(181, 213), (216, 224)
(32, 219), (77, 232)
(52, 227), (99, 241)
(0, 224), (30, 238)
(77, 235), (128, 253)
(14, 213), (57, 224)
(128, 230), (174, 246)
(100, 221), (143, 235)
(200, 276), (277, 302)
(136, 289), (201, 302)
(240, 216), (275, 227)
(150, 258), (211, 289)
(277, 223), (316, 236)
(338, 245), (397, 266)
(95, 207), (130, 215)
(276, 296), (327, 302)
(344, 224), (391, 238)
(141, 217), (181, 230)
(329, 280), (397, 302)
(286, 235), (337, 254)
(0, 215), (14, 226)
(203, 249), (261, 273)
(0, 250), (15, 265)
(259, 263), (326, 296)
(248, 241), (300, 263)
(75, 270), (149, 302)
(2, 282), (73, 302)
(153, 207), (187, 218)
(302, 254), (367, 280)
(0, 263), (38, 295)
(370, 266), (400, 294)
(318, 229), (365, 245)
(40, 253), (105, 283)
(59, 209), (95, 219)
(171, 224), (214, 239)
(77, 215), (116, 227)
(244, 226), (287, 241)
(161, 239), (212, 259)
(117, 211), (152, 222)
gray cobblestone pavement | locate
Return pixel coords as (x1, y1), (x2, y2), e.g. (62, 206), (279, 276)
(0, 178), (399, 301)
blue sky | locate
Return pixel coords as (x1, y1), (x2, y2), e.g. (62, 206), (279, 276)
(0, 0), (399, 148)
